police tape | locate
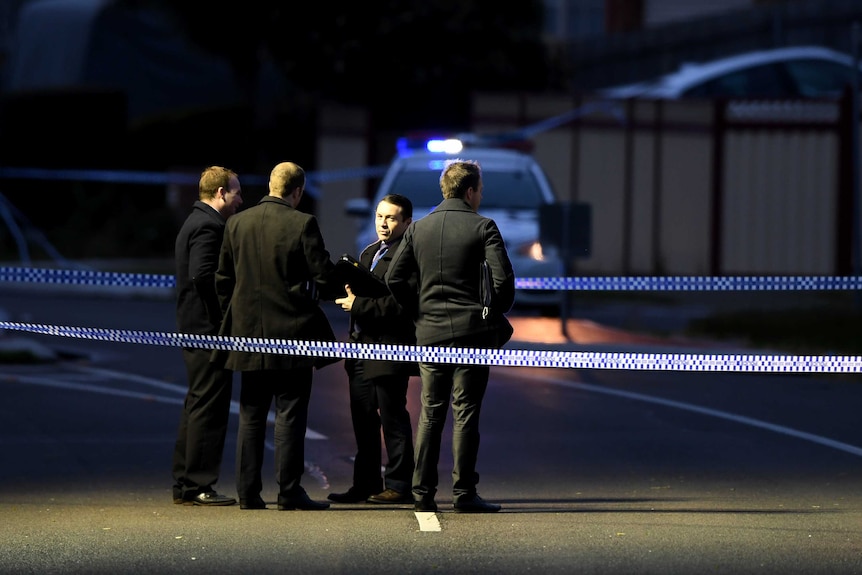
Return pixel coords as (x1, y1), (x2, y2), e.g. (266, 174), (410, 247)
(0, 165), (390, 201)
(0, 321), (860, 373)
(0, 165), (388, 186)
(0, 267), (176, 289)
(2, 266), (861, 373)
(520, 275), (862, 291)
(2, 266), (862, 291)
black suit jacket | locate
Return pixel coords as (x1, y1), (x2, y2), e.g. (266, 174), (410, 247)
(215, 195), (339, 371)
(346, 237), (418, 380)
(387, 198), (515, 348)
(175, 201), (226, 336)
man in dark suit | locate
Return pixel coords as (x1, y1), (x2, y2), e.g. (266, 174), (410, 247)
(215, 161), (338, 511)
(172, 165), (243, 506)
(387, 159), (515, 514)
(328, 194), (417, 505)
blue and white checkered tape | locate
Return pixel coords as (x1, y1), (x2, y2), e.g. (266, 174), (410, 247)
(0, 267), (176, 288)
(1, 267), (861, 373)
(1, 321), (860, 373)
(516, 275), (862, 291)
(0, 166), (391, 202)
(2, 266), (862, 291)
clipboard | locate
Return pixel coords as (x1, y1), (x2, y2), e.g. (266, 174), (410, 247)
(334, 254), (390, 298)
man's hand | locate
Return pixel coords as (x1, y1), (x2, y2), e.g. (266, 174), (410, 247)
(335, 285), (355, 311)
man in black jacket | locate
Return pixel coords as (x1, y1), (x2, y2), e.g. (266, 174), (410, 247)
(328, 194), (418, 505)
(172, 165), (243, 506)
(387, 160), (515, 513)
(215, 161), (338, 511)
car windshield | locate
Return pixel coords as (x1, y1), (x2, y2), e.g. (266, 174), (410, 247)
(683, 63), (792, 98)
(784, 59), (861, 98)
(387, 169), (546, 210)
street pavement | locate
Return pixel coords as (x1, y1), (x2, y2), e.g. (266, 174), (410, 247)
(2, 277), (862, 575)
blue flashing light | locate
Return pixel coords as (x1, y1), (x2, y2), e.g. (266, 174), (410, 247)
(396, 131), (534, 155)
(397, 135), (465, 155)
(395, 137), (416, 154)
(425, 138), (463, 154)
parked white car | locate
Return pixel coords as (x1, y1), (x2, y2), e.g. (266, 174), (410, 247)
(344, 135), (565, 308)
(600, 45), (862, 100)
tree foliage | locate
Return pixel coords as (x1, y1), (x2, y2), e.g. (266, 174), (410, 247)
(161, 0), (551, 130)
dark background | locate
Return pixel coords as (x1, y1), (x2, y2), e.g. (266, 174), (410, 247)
(0, 0), (551, 261)
(2, 0), (862, 261)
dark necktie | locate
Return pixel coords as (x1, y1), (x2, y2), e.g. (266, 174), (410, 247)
(370, 241), (388, 271)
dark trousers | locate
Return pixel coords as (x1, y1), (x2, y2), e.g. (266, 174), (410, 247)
(412, 362), (489, 502)
(235, 368), (313, 502)
(348, 360), (414, 494)
(172, 347), (233, 500)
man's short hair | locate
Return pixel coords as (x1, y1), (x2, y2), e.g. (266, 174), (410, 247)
(270, 162), (306, 196)
(199, 166), (237, 200)
(440, 160), (481, 200)
(380, 193), (414, 219)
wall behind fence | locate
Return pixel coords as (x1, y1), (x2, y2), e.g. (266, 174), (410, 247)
(315, 103), (371, 263)
(471, 91), (861, 277)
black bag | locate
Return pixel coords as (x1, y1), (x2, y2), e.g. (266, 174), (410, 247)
(334, 254), (390, 298)
(480, 260), (492, 319)
(480, 260), (513, 347)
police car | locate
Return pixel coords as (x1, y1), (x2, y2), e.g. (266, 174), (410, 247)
(344, 134), (564, 308)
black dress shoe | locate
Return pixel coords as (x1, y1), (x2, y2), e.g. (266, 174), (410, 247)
(240, 497), (267, 510)
(414, 498), (438, 512)
(183, 491), (236, 506)
(367, 488), (412, 504)
(279, 489), (330, 511)
(327, 487), (374, 504)
(453, 494), (500, 513)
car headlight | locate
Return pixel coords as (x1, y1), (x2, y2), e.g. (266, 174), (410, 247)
(514, 241), (557, 262)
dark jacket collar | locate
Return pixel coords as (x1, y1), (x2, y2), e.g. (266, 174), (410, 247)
(259, 195), (294, 208)
(193, 200), (226, 222)
(433, 198), (474, 213)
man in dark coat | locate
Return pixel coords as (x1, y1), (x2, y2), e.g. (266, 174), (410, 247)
(215, 161), (339, 511)
(328, 193), (418, 505)
(387, 159), (515, 514)
(172, 165), (243, 506)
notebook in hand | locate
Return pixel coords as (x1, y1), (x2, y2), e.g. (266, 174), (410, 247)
(334, 254), (390, 298)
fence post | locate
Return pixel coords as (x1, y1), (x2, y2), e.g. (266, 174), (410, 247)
(852, 23), (861, 307)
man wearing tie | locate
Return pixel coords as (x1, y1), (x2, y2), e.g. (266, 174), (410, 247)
(329, 194), (419, 505)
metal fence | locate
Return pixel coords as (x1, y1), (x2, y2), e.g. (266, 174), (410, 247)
(469, 91), (860, 277)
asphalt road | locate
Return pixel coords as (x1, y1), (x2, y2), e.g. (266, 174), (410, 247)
(1, 288), (861, 575)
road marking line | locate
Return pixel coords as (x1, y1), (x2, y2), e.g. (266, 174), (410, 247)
(415, 511), (441, 532)
(2, 373), (185, 405)
(70, 364), (328, 440)
(3, 365), (327, 440)
(3, 370), (331, 488)
(528, 373), (862, 458)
